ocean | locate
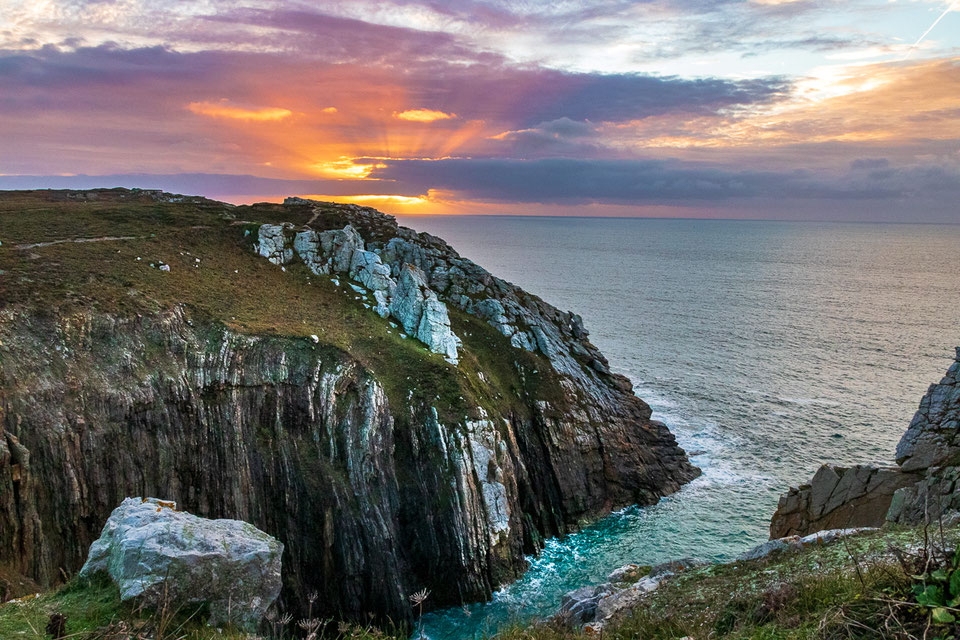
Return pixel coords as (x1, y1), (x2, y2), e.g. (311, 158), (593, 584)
(394, 215), (960, 640)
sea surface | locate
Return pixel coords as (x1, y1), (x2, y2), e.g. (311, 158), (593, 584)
(394, 215), (960, 640)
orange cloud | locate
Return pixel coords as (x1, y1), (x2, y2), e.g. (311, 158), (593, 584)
(311, 158), (388, 179)
(394, 109), (457, 122)
(187, 101), (293, 121)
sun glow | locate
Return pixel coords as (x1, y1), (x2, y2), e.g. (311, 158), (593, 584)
(187, 101), (293, 121)
(311, 158), (387, 179)
(394, 109), (457, 123)
(293, 193), (434, 212)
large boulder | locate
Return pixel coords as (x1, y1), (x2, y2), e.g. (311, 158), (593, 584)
(79, 498), (283, 631)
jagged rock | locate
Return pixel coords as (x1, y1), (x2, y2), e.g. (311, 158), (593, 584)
(649, 558), (702, 577)
(594, 570), (672, 626)
(896, 347), (960, 472)
(322, 225), (363, 273)
(770, 465), (919, 538)
(390, 265), (461, 364)
(887, 466), (960, 523)
(0, 191), (699, 626)
(418, 298), (461, 364)
(256, 224), (293, 265)
(607, 563), (646, 585)
(79, 498), (282, 630)
(293, 229), (326, 274)
(466, 418), (512, 545)
(740, 528), (876, 561)
(558, 583), (614, 625)
(389, 265), (428, 335)
(350, 249), (396, 296)
(771, 348), (960, 538)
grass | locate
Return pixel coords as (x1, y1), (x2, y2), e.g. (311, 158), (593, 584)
(0, 576), (257, 640)
(0, 188), (555, 427)
(6, 524), (951, 639)
(490, 524), (960, 640)
(0, 577), (414, 639)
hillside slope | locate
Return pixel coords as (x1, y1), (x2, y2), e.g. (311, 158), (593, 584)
(0, 189), (698, 622)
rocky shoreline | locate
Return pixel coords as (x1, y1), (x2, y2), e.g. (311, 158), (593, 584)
(553, 347), (960, 633)
(770, 347), (960, 538)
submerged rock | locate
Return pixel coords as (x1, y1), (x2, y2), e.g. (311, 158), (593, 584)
(79, 498), (282, 630)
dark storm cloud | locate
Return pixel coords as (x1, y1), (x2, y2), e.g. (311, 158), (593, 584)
(0, 173), (400, 197)
(0, 43), (788, 123)
(366, 157), (960, 204)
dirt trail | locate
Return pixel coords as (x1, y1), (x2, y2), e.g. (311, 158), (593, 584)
(15, 226), (210, 250)
(16, 236), (141, 250)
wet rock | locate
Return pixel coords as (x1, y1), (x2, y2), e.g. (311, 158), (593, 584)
(559, 583), (614, 625)
(79, 498), (282, 630)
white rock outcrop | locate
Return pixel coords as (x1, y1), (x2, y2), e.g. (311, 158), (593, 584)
(257, 224), (293, 265)
(79, 497), (283, 630)
(390, 265), (460, 364)
(257, 221), (462, 363)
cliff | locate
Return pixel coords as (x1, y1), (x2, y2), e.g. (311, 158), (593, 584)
(0, 189), (698, 623)
(770, 347), (960, 538)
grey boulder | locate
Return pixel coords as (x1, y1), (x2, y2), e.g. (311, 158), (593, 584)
(79, 497), (283, 631)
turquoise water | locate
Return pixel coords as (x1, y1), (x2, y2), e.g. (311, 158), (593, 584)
(396, 216), (960, 640)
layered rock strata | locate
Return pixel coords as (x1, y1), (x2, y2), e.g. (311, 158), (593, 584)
(0, 192), (699, 624)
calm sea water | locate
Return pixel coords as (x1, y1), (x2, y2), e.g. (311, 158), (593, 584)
(395, 216), (960, 640)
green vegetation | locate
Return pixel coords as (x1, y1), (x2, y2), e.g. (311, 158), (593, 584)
(0, 575), (403, 639)
(4, 524), (960, 638)
(0, 189), (554, 427)
(490, 524), (960, 640)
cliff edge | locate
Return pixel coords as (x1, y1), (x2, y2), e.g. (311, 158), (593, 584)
(0, 189), (698, 622)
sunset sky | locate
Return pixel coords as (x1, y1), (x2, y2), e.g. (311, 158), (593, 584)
(1, 0), (958, 220)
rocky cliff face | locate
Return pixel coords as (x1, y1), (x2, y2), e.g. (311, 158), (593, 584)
(771, 348), (960, 538)
(0, 190), (698, 624)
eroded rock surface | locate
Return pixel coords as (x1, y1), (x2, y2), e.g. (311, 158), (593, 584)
(0, 193), (698, 625)
(770, 465), (919, 538)
(896, 350), (960, 472)
(80, 498), (282, 630)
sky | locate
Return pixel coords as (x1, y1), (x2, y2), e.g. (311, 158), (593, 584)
(1, 0), (959, 221)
